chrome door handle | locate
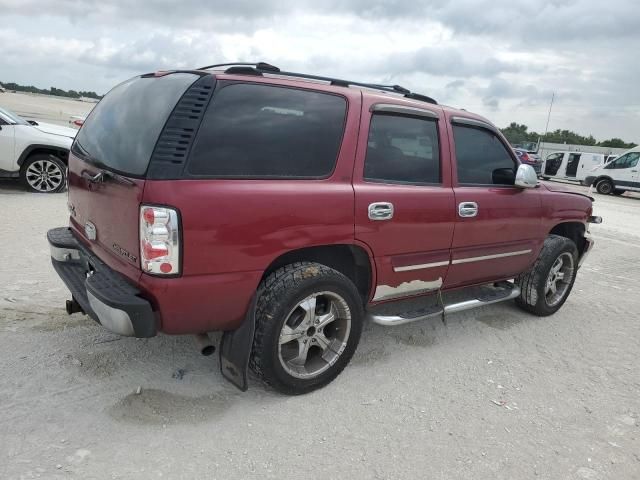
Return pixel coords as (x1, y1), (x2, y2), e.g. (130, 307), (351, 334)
(368, 202), (394, 221)
(458, 202), (478, 218)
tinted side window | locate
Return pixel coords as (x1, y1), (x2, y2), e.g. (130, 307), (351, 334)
(364, 114), (440, 184)
(605, 152), (640, 169)
(187, 84), (346, 178)
(453, 125), (516, 185)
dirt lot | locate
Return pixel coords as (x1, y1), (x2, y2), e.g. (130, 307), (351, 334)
(1, 179), (639, 479)
(0, 91), (94, 127)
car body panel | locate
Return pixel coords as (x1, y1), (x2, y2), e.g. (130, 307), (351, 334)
(585, 146), (640, 191)
(0, 115), (74, 171)
(542, 151), (607, 183)
(352, 95), (455, 302)
(67, 152), (146, 284)
(53, 70), (594, 335)
(0, 124), (16, 171)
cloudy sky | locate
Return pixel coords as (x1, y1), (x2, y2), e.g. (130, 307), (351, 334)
(1, 0), (638, 142)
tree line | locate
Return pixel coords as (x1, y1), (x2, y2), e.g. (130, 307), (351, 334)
(0, 81), (102, 100)
(500, 122), (637, 149)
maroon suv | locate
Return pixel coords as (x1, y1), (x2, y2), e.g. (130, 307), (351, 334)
(48, 62), (599, 394)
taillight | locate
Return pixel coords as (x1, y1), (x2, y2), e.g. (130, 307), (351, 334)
(521, 152), (530, 162)
(139, 205), (180, 275)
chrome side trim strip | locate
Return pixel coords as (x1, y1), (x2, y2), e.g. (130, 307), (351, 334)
(368, 285), (521, 326)
(451, 249), (532, 265)
(368, 308), (443, 326)
(444, 286), (521, 314)
(393, 260), (450, 272)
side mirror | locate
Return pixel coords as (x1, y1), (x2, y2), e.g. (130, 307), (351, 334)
(515, 164), (538, 188)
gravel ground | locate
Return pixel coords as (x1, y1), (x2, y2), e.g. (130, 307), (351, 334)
(0, 92), (94, 127)
(1, 179), (639, 480)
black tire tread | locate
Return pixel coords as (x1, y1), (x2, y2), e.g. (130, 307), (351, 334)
(515, 235), (578, 316)
(595, 178), (613, 195)
(20, 153), (66, 193)
(249, 261), (363, 394)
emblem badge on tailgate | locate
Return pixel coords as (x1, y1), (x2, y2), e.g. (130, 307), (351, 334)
(84, 221), (97, 240)
(112, 243), (137, 263)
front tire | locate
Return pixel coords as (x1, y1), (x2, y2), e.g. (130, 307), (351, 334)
(21, 154), (66, 193)
(515, 235), (578, 316)
(250, 262), (363, 395)
(595, 179), (614, 195)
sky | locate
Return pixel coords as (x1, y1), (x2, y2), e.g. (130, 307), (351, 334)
(1, 0), (638, 142)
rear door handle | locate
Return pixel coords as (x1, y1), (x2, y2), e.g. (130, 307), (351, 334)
(368, 202), (394, 221)
(458, 202), (478, 218)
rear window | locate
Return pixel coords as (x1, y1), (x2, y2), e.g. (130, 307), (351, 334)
(73, 73), (198, 176)
(187, 83), (347, 178)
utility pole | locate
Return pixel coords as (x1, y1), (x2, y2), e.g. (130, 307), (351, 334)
(540, 92), (555, 154)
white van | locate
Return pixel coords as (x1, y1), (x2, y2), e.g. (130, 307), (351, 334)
(541, 151), (607, 184)
(585, 146), (640, 195)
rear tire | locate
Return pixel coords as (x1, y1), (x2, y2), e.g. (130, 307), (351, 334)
(613, 189), (626, 196)
(20, 154), (66, 193)
(541, 176), (550, 181)
(249, 262), (363, 395)
(595, 179), (614, 195)
(515, 235), (578, 316)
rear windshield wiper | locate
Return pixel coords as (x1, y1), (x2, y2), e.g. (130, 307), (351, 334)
(82, 168), (135, 187)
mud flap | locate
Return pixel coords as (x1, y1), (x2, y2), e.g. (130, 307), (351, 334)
(219, 293), (257, 391)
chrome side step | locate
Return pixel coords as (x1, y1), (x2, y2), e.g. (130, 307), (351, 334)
(368, 284), (521, 326)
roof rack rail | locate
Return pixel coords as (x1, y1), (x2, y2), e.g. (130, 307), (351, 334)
(198, 62), (437, 105)
(198, 62), (280, 72)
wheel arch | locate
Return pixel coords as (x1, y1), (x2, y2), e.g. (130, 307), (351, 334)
(18, 145), (70, 168)
(260, 244), (374, 303)
(593, 175), (614, 185)
(549, 222), (587, 256)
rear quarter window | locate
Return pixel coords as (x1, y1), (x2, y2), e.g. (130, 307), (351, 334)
(186, 83), (347, 178)
(73, 73), (199, 176)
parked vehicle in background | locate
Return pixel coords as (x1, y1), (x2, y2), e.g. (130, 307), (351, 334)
(69, 115), (86, 129)
(48, 63), (598, 395)
(0, 84), (6, 93)
(541, 151), (607, 184)
(0, 106), (76, 192)
(514, 147), (542, 174)
(585, 146), (640, 195)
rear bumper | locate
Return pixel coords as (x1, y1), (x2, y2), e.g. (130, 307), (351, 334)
(47, 227), (156, 337)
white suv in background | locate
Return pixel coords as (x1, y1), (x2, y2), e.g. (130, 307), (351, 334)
(0, 106), (77, 193)
(585, 146), (640, 195)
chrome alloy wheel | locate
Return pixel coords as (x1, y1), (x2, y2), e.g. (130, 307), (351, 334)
(545, 252), (575, 307)
(278, 291), (352, 379)
(25, 159), (64, 192)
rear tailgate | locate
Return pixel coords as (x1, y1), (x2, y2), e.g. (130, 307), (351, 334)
(67, 152), (145, 281)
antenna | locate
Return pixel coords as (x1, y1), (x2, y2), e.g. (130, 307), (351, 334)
(541, 92), (555, 155)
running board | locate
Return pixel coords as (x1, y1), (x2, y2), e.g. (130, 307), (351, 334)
(368, 284), (521, 326)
